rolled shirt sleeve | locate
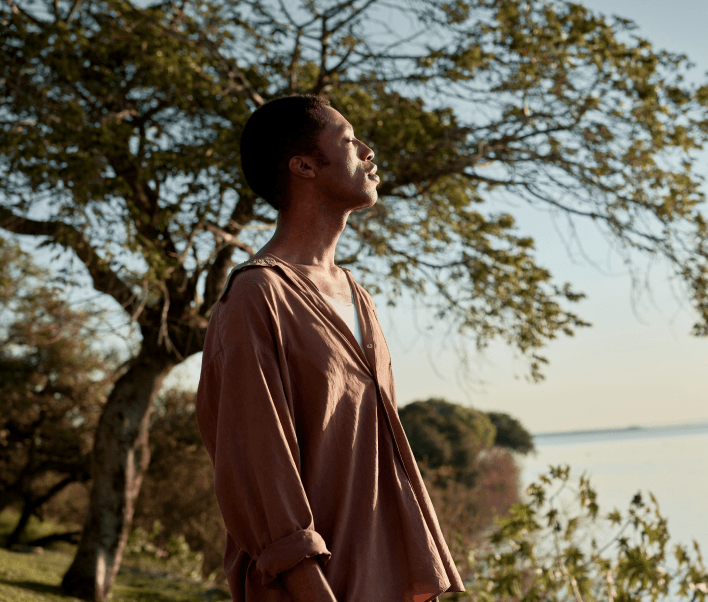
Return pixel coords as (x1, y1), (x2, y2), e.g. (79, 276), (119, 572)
(196, 271), (331, 587)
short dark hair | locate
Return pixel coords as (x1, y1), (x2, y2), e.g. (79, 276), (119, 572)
(240, 94), (332, 211)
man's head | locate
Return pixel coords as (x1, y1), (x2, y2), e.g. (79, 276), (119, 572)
(240, 94), (333, 211)
(240, 94), (378, 212)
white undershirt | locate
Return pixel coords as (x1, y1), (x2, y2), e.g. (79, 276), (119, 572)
(321, 286), (364, 351)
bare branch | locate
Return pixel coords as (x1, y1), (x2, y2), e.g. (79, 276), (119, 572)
(322, 37), (357, 80)
(317, 16), (330, 91)
(288, 29), (302, 93)
(276, 0), (298, 28)
(328, 0), (378, 35)
(156, 282), (184, 361)
(204, 222), (255, 255)
(64, 0), (83, 21)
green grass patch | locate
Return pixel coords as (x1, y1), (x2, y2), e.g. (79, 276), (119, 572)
(0, 508), (79, 551)
(0, 547), (218, 602)
(0, 510), (231, 602)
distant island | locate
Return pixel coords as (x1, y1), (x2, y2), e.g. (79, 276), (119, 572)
(533, 420), (708, 438)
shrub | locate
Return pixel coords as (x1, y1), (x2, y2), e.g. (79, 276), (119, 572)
(421, 446), (522, 573)
(445, 465), (708, 602)
(124, 519), (207, 583)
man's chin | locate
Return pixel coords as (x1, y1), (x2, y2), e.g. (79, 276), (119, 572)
(348, 195), (377, 213)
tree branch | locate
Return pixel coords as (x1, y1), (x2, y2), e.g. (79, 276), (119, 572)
(64, 0), (83, 21)
(200, 241), (239, 317)
(0, 209), (137, 314)
(4, 0), (43, 24)
(328, 0), (378, 35)
(204, 222), (254, 254)
(288, 28), (302, 93)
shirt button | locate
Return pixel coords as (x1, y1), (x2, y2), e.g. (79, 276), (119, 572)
(366, 344), (373, 348)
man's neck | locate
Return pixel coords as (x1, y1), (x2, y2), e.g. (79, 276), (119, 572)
(256, 208), (349, 273)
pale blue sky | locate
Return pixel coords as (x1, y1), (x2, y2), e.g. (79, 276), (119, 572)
(166, 0), (708, 433)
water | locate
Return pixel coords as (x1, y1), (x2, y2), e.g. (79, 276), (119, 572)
(518, 422), (708, 554)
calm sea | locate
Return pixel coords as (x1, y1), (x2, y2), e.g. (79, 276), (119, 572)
(518, 422), (708, 556)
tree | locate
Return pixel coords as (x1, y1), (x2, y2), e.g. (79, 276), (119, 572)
(0, 237), (117, 548)
(398, 398), (526, 569)
(2, 0), (708, 598)
(486, 411), (535, 455)
(399, 397), (496, 487)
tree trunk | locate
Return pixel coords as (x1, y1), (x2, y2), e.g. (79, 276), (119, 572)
(0, 489), (21, 517)
(5, 473), (77, 548)
(5, 498), (34, 549)
(60, 349), (176, 602)
(26, 530), (82, 547)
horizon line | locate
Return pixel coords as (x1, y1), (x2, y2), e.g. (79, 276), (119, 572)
(532, 418), (708, 438)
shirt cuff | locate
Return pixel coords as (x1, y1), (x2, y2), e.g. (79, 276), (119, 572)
(255, 528), (332, 586)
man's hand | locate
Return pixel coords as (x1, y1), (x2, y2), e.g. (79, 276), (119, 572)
(280, 556), (338, 602)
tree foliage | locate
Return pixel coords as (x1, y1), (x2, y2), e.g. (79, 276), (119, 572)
(399, 397), (496, 487)
(0, 237), (118, 547)
(487, 411), (535, 455)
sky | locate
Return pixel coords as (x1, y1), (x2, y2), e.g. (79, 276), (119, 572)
(163, 0), (708, 434)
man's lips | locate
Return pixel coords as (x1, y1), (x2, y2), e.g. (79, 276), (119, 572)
(367, 165), (379, 182)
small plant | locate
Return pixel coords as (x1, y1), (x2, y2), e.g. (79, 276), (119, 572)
(124, 520), (205, 582)
(164, 533), (206, 582)
(447, 465), (708, 602)
(125, 520), (165, 559)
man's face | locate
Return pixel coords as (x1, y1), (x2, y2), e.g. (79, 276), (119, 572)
(308, 107), (379, 208)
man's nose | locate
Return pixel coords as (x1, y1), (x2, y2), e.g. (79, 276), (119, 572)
(362, 144), (374, 161)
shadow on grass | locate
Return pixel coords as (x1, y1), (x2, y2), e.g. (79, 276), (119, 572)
(119, 592), (185, 602)
(0, 576), (228, 602)
(0, 577), (68, 597)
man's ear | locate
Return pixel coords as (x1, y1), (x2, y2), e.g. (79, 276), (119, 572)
(288, 155), (317, 180)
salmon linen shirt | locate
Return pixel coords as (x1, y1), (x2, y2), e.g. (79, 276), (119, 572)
(195, 252), (466, 602)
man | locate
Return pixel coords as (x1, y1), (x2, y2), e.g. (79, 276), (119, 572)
(195, 94), (465, 602)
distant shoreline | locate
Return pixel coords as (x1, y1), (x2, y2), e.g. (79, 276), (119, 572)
(532, 420), (708, 439)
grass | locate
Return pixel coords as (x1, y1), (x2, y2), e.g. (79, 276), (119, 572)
(0, 510), (231, 602)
